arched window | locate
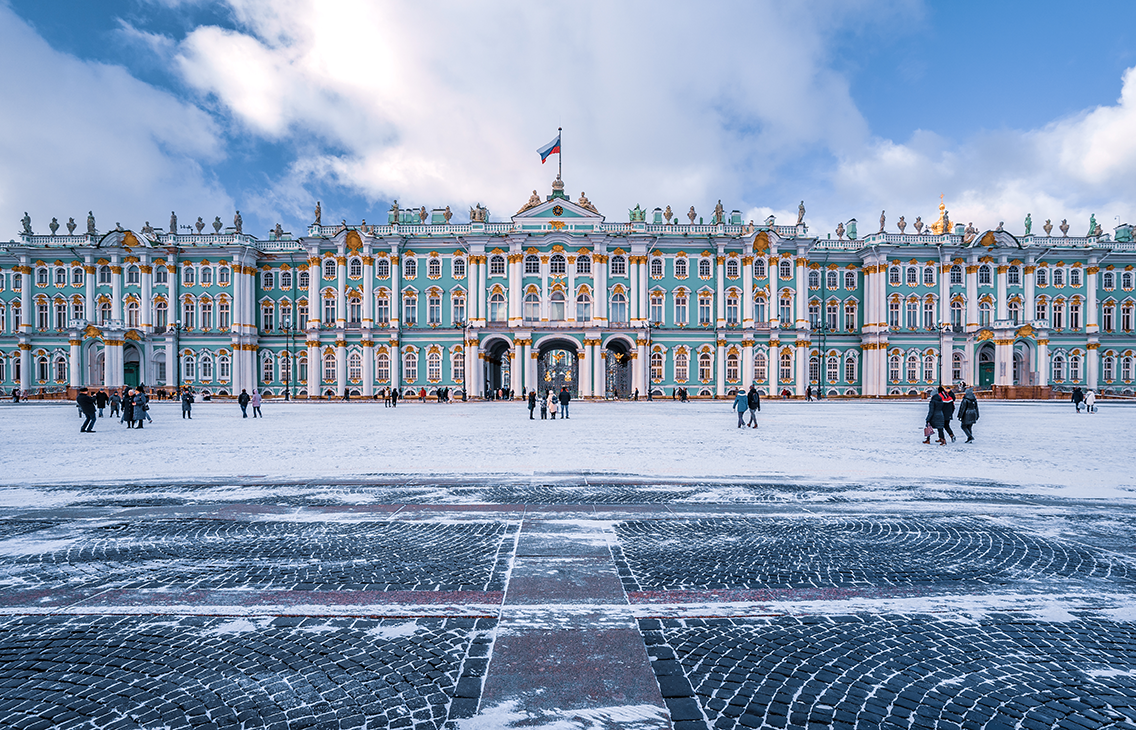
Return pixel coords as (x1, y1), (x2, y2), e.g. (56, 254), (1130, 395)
(726, 351), (739, 382)
(200, 353), (214, 381)
(779, 295), (792, 326)
(952, 353), (964, 383)
(1052, 353), (1066, 381)
(950, 300), (963, 327)
(36, 268), (49, 286)
(754, 258), (766, 279)
(673, 257), (689, 279)
(844, 271), (856, 290)
(1070, 268), (1082, 287)
(298, 354), (308, 384)
(901, 353), (917, 381)
(72, 267), (84, 286)
(1123, 271), (1135, 289)
(403, 351), (417, 382)
(650, 258), (664, 277)
(754, 351), (767, 382)
(754, 295), (767, 324)
(1103, 303), (1115, 332)
(888, 266), (901, 285)
(779, 350), (793, 383)
(1008, 266), (1021, 285)
(1104, 355), (1116, 382)
(550, 291), (566, 321)
(427, 258), (441, 278)
(489, 255), (505, 276)
(1053, 268), (1065, 287)
(54, 356), (67, 382)
(610, 292), (628, 324)
(323, 352), (336, 383)
(452, 257), (466, 278)
(344, 259), (360, 279)
(845, 301), (858, 331)
(826, 354), (839, 383)
(525, 255), (540, 275)
(427, 352), (441, 381)
(950, 265), (963, 285)
(808, 355), (819, 383)
(675, 351), (689, 382)
(550, 254), (566, 276)
(1103, 271), (1115, 289)
(403, 257), (418, 279)
(55, 268), (67, 286)
(826, 270), (838, 290)
(979, 301), (992, 326)
(488, 292), (506, 322)
(698, 293), (713, 325)
(1008, 300), (1021, 323)
(906, 267), (919, 286)
(906, 299), (919, 329)
(1122, 355), (1133, 382)
(263, 271), (275, 289)
(280, 270), (292, 290)
(35, 355), (48, 381)
(726, 293), (739, 325)
(323, 295), (337, 325)
(698, 258), (711, 278)
(650, 352), (664, 381)
(779, 260), (793, 280)
(726, 259), (739, 278)
(611, 255), (628, 276)
(323, 259), (337, 279)
(698, 352), (713, 381)
(674, 292), (688, 325)
(923, 354), (936, 382)
(262, 354), (275, 384)
(576, 255), (591, 275)
(808, 270), (820, 289)
(348, 352), (362, 382)
(217, 266), (230, 285)
(349, 296), (363, 325)
(375, 259), (390, 279)
(649, 293), (664, 324)
(126, 301), (140, 328)
(375, 295), (390, 325)
(889, 354), (901, 382)
(576, 293), (592, 322)
(376, 352), (390, 382)
(299, 270), (310, 289)
(427, 294), (441, 325)
(402, 293), (417, 326)
(923, 300), (935, 329)
(126, 265), (140, 285)
(451, 293), (466, 324)
(452, 349), (465, 383)
(182, 353), (196, 381)
(154, 301), (168, 330)
(978, 265), (992, 285)
(219, 353), (231, 381)
(200, 267), (213, 285)
(1070, 354), (1083, 382)
(844, 353), (857, 383)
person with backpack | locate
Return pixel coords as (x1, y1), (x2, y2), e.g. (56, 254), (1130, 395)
(746, 385), (761, 428)
(181, 389), (195, 419)
(958, 385), (980, 443)
(528, 390), (537, 420)
(251, 390), (263, 417)
(238, 389), (251, 418)
(733, 388), (749, 428)
(558, 386), (571, 419)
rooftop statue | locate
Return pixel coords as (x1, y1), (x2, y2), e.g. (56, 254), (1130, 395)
(913, 216), (923, 234)
(797, 201), (805, 225)
(419, 206), (428, 223)
(49, 217), (59, 235)
(879, 210), (886, 233)
(20, 212), (31, 235)
(1060, 219), (1070, 236)
(1093, 221), (1103, 237)
(314, 200), (322, 226)
(66, 217), (76, 235)
(520, 190), (541, 213)
(1043, 219), (1053, 236)
(274, 223), (284, 238)
(234, 210), (242, 234)
(1024, 213), (1032, 236)
(663, 205), (673, 223)
(765, 214), (776, 227)
(688, 206), (697, 224)
(212, 216), (223, 233)
(1088, 214), (1097, 237)
(444, 206), (452, 223)
(836, 221), (845, 239)
(897, 215), (906, 233)
(169, 211), (177, 235)
(141, 221), (154, 236)
(996, 221), (1004, 232)
(577, 192), (596, 213)
(87, 211), (96, 236)
(713, 200), (725, 224)
(115, 222), (124, 232)
(195, 217), (205, 234)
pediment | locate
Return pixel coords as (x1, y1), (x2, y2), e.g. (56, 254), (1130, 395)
(512, 195), (604, 224)
(969, 230), (1022, 249)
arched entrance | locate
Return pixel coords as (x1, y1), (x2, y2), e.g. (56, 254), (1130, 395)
(537, 338), (579, 399)
(977, 345), (995, 388)
(604, 339), (633, 398)
(124, 343), (142, 388)
(86, 342), (104, 386)
(1013, 340), (1033, 386)
(483, 339), (512, 397)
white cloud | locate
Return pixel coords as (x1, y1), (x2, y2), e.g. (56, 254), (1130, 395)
(172, 0), (881, 223)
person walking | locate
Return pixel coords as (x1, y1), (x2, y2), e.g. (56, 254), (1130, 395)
(746, 385), (761, 428)
(252, 390), (263, 417)
(547, 389), (558, 420)
(805, 385), (813, 402)
(121, 388), (135, 428)
(733, 388), (749, 428)
(181, 389), (194, 419)
(77, 388), (97, 433)
(109, 390), (121, 418)
(528, 390), (537, 419)
(558, 386), (571, 419)
(1085, 389), (1097, 414)
(238, 389), (250, 418)
(95, 389), (108, 418)
(939, 385), (957, 442)
(539, 390), (548, 420)
(1072, 386), (1084, 413)
(133, 389), (148, 429)
(924, 386), (949, 445)
(391, 388), (399, 407)
(958, 385), (980, 443)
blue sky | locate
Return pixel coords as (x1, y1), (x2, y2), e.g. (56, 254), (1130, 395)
(2, 0), (1135, 240)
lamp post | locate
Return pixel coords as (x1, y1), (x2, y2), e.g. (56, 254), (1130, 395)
(281, 314), (294, 400)
(172, 319), (182, 393)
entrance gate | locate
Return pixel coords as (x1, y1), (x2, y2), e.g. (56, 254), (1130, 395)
(537, 347), (578, 398)
(604, 342), (632, 398)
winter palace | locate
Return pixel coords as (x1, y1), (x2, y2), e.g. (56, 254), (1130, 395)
(2, 177), (1135, 399)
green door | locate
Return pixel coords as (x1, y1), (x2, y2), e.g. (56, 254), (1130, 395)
(124, 362), (140, 387)
(978, 362), (994, 388)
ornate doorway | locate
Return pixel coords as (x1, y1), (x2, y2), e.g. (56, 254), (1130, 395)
(605, 340), (632, 398)
(978, 346), (994, 388)
(483, 340), (512, 396)
(537, 342), (578, 399)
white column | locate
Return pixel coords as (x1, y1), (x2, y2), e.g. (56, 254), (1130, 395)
(19, 258), (31, 334)
(743, 257), (754, 327)
(166, 333), (177, 389)
(465, 339), (476, 395)
(966, 259), (978, 329)
(111, 255), (123, 321)
(996, 257), (1008, 321)
(715, 252), (726, 327)
(476, 255), (487, 325)
(594, 341), (605, 397)
(743, 339), (754, 387)
(141, 258), (153, 331)
(336, 339), (347, 396)
(390, 247), (402, 326)
(308, 341), (321, 396)
(940, 332), (953, 385)
(639, 257), (649, 327)
(389, 338), (400, 393)
(1024, 262), (1036, 322)
(567, 258), (577, 324)
(19, 345), (30, 392)
(629, 257), (640, 324)
(579, 339), (591, 396)
(1086, 261), (1099, 332)
(1087, 344), (1099, 389)
(766, 251), (777, 326)
(637, 336), (648, 394)
(85, 256), (96, 321)
(512, 338), (523, 396)
(362, 339), (374, 397)
(362, 252), (374, 328)
(995, 337), (1013, 386)
(594, 252), (607, 323)
(527, 340), (538, 396)
(336, 250), (347, 329)
(715, 340), (725, 397)
(1036, 338), (1049, 386)
(795, 255), (807, 329)
(521, 338), (531, 394)
(939, 257), (951, 327)
(508, 253), (521, 326)
(796, 340), (808, 396)
(540, 256), (550, 323)
(307, 253), (321, 330)
(69, 336), (82, 388)
(768, 339), (780, 396)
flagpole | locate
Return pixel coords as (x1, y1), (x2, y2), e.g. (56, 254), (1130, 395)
(558, 126), (562, 180)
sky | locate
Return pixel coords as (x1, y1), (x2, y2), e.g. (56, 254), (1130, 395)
(2, 0), (1135, 241)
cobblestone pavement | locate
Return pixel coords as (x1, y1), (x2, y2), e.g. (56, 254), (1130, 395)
(2, 482), (1136, 728)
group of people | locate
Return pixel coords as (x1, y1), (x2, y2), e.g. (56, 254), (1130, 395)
(924, 384), (980, 444)
(74, 385), (153, 432)
(732, 385), (763, 428)
(236, 390), (264, 418)
(529, 387), (572, 419)
(1070, 387), (1099, 414)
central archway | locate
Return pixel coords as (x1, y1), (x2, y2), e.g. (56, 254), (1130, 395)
(536, 338), (579, 399)
(604, 338), (633, 399)
(482, 338), (512, 397)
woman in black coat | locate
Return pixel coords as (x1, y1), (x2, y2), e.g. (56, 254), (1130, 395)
(924, 386), (948, 445)
(958, 386), (980, 443)
(121, 388), (135, 428)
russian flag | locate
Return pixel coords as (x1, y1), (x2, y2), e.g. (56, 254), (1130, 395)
(537, 133), (561, 164)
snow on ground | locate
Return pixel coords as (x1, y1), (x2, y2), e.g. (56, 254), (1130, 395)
(0, 398), (1132, 497)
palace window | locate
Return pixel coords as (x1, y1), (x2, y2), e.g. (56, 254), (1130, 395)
(376, 352), (390, 382)
(550, 254), (566, 276)
(1008, 301), (1021, 323)
(200, 267), (213, 285)
(349, 352), (363, 382)
(726, 352), (739, 382)
(650, 294), (664, 324)
(279, 354), (290, 384)
(427, 295), (441, 325)
(125, 265), (141, 285)
(726, 259), (739, 279)
(754, 258), (766, 279)
(349, 259), (363, 278)
(844, 271), (856, 290)
(200, 354), (214, 381)
(1103, 271), (1115, 289)
(54, 356), (67, 382)
(950, 265), (963, 285)
(754, 352), (767, 382)
(698, 258), (712, 279)
(908, 267), (920, 286)
(281, 271), (292, 290)
(54, 301), (68, 329)
(780, 351), (793, 383)
(650, 258), (664, 277)
(262, 304), (275, 331)
(924, 266), (936, 286)
(809, 303), (820, 328)
(827, 355), (839, 384)
(889, 267), (901, 285)
(200, 300), (213, 329)
(403, 351), (417, 382)
(1052, 354), (1066, 381)
(844, 301), (857, 331)
(404, 257), (418, 279)
(950, 301), (963, 327)
(1035, 299), (1048, 322)
(323, 352), (336, 383)
(156, 266), (169, 284)
(523, 292), (540, 323)
(780, 296), (793, 327)
(1069, 302), (1081, 330)
(180, 301), (192, 329)
(1070, 354), (1082, 382)
(1008, 266), (1021, 285)
(218, 266), (229, 285)
(754, 295), (767, 324)
(181, 266), (194, 286)
(698, 294), (712, 326)
(1053, 268), (1065, 287)
(808, 355), (819, 383)
(826, 300), (838, 331)
(650, 352), (664, 381)
(978, 265), (992, 285)
(550, 291), (566, 321)
(36, 302), (48, 330)
(923, 300), (935, 329)
(1103, 304), (1115, 332)
(611, 292), (628, 324)
(375, 259), (390, 279)
(126, 301), (139, 328)
(1035, 268), (1048, 287)
(726, 294), (739, 325)
(576, 255), (591, 275)
(1070, 268), (1082, 287)
(426, 258), (440, 279)
(298, 355), (308, 384)
(219, 301), (230, 330)
(452, 257), (466, 279)
(452, 294), (466, 324)
(489, 255), (505, 276)
(952, 353), (964, 383)
(35, 268), (47, 286)
(323, 297), (337, 325)
(906, 300), (919, 330)
(923, 354), (936, 382)
(70, 267), (83, 286)
(1122, 303), (1133, 332)
(1104, 355), (1115, 382)
(675, 352), (688, 382)
(298, 271), (310, 289)
(845, 354), (858, 383)
(906, 354), (918, 382)
(155, 301), (168, 330)
(94, 265), (112, 284)
(376, 296), (390, 325)
(262, 355), (275, 384)
(1123, 355), (1133, 381)
(576, 293), (591, 322)
(452, 350), (464, 383)
(979, 302), (992, 326)
(403, 293), (417, 325)
(488, 292), (506, 322)
(1052, 301), (1065, 329)
(525, 255), (540, 275)
(262, 272), (275, 289)
(1124, 272), (1135, 290)
(674, 257), (688, 278)
(427, 352), (441, 381)
(698, 353), (713, 382)
(674, 294), (687, 325)
(349, 297), (363, 325)
(826, 270), (838, 290)
(889, 354), (901, 382)
(808, 271), (820, 289)
(181, 354), (195, 381)
(780, 260), (793, 279)
(612, 255), (627, 276)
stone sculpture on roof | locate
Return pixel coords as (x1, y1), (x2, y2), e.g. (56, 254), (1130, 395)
(67, 217), (76, 235)
(234, 210), (243, 234)
(1024, 213), (1032, 237)
(87, 211), (96, 236)
(797, 201), (805, 225)
(169, 211), (177, 234)
(20, 212), (31, 235)
(49, 217), (58, 235)
(314, 200), (322, 226)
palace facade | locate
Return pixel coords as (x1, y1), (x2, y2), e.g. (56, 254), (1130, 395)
(2, 178), (1135, 399)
